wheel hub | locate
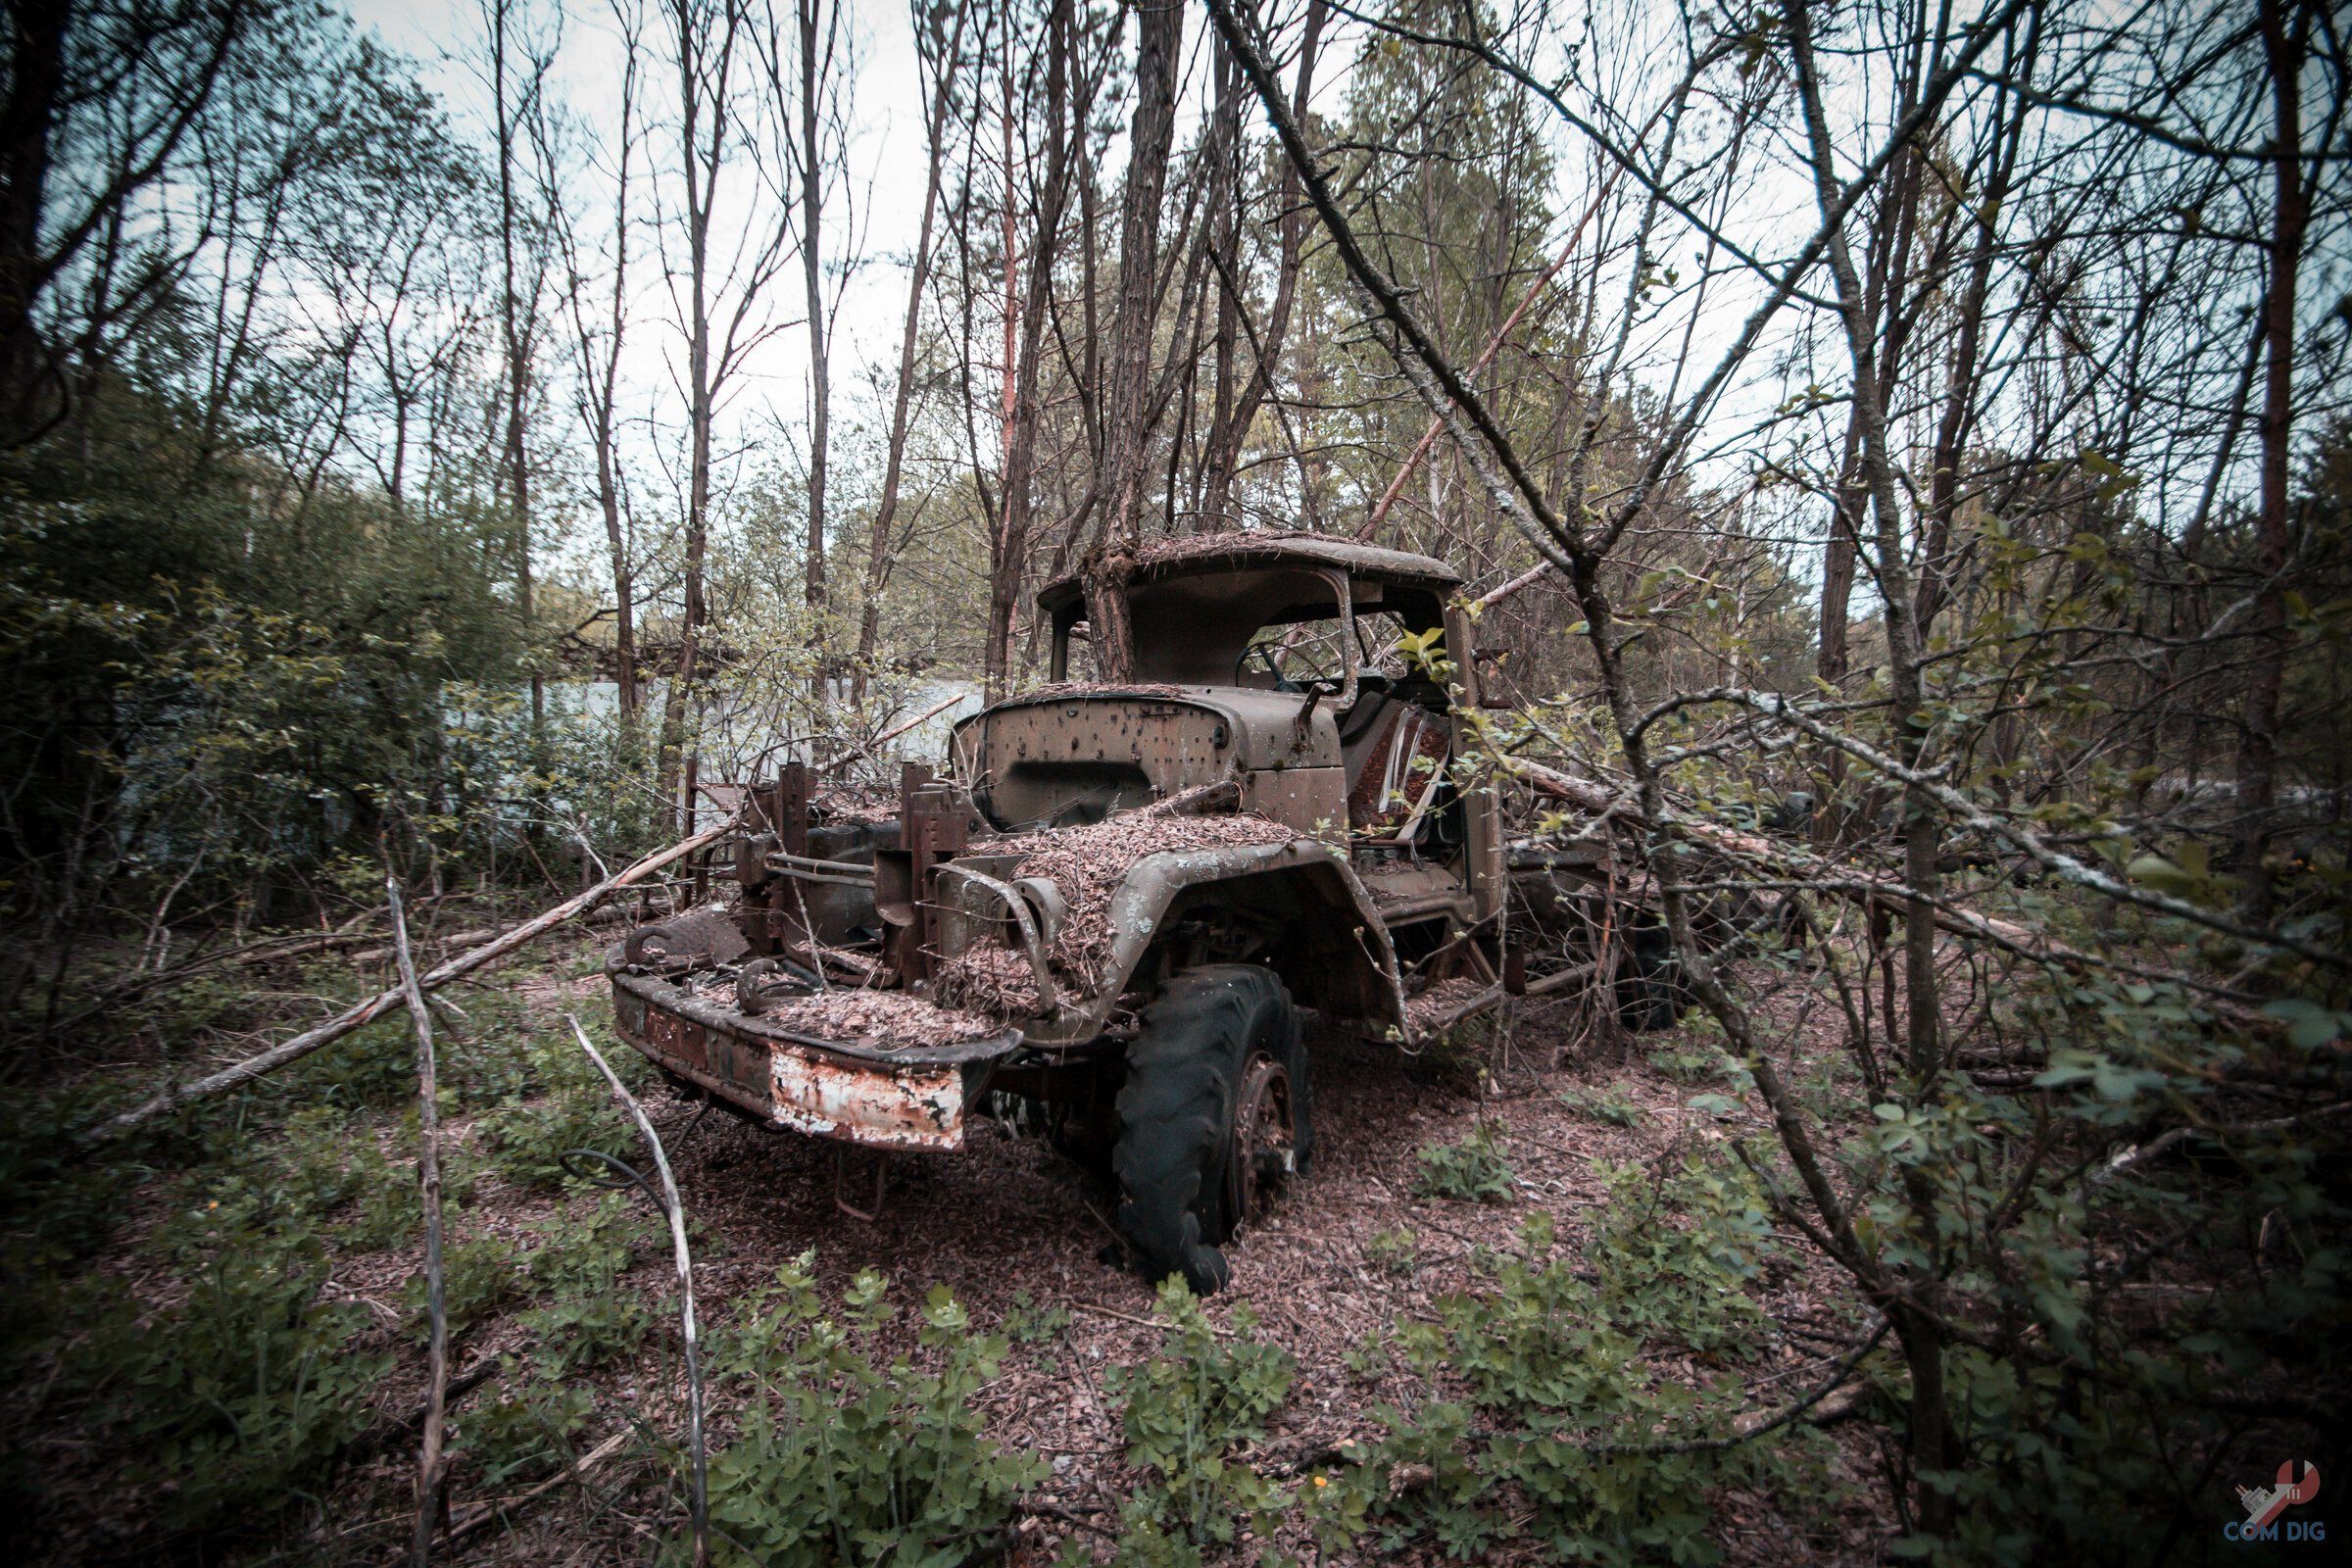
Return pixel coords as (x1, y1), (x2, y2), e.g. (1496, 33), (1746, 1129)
(1227, 1054), (1297, 1228)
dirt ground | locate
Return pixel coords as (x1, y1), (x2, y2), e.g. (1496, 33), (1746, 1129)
(397, 960), (1884, 1565)
(24, 941), (1899, 1565)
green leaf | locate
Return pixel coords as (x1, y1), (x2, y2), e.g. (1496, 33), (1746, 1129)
(2290, 1012), (2342, 1049)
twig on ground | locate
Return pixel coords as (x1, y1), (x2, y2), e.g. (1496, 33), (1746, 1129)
(1071, 1300), (1233, 1340)
(564, 1013), (710, 1568)
(437, 1431), (632, 1546)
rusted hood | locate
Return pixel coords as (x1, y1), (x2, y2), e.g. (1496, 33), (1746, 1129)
(956, 684), (1341, 772)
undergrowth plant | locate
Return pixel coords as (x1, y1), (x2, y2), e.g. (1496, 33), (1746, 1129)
(518, 1191), (657, 1370)
(1104, 1278), (1298, 1565)
(1558, 1083), (1647, 1128)
(696, 1254), (1044, 1567)
(1367, 1225), (1420, 1276)
(1414, 1121), (1515, 1202)
(1305, 1161), (1843, 1563)
(459, 1367), (598, 1487)
(481, 1019), (649, 1189)
(68, 1199), (391, 1537)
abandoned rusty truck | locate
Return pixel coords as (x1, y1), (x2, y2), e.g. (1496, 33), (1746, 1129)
(607, 532), (1680, 1293)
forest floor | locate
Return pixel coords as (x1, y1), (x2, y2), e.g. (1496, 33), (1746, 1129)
(17, 925), (1902, 1566)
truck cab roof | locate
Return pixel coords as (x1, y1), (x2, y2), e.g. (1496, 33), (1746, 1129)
(1037, 531), (1462, 688)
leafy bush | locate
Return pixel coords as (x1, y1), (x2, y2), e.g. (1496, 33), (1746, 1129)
(699, 1255), (1045, 1566)
(1586, 1153), (1775, 1356)
(1312, 1205), (1840, 1561)
(1645, 1046), (1721, 1086)
(1414, 1122), (1515, 1202)
(1557, 1082), (1647, 1127)
(1835, 963), (2352, 1565)
(1104, 1279), (1298, 1562)
(517, 1192), (657, 1372)
(405, 1232), (526, 1341)
(72, 1203), (391, 1536)
(273, 1105), (371, 1214)
(480, 1021), (647, 1190)
(0, 1094), (138, 1361)
(1344, 1327), (1394, 1384)
(339, 1136), (421, 1250)
(1367, 1225), (1421, 1276)
(1003, 1289), (1069, 1345)
(458, 1364), (598, 1486)
(523, 1289), (655, 1375)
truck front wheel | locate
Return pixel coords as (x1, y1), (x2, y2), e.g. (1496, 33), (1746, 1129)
(1113, 965), (1313, 1294)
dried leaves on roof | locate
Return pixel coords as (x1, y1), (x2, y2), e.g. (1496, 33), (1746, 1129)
(1001, 680), (1197, 704)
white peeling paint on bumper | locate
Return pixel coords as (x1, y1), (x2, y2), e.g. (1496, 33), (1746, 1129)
(768, 1050), (967, 1152)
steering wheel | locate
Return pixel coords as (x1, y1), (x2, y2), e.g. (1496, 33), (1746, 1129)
(1237, 644), (1302, 691)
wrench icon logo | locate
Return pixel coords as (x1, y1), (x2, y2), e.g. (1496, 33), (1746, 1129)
(2237, 1460), (2322, 1531)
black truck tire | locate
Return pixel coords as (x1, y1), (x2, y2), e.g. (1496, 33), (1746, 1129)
(1112, 964), (1312, 1295)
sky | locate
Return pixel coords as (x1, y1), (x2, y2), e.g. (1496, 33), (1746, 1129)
(327, 0), (1823, 564)
(343, 0), (953, 497)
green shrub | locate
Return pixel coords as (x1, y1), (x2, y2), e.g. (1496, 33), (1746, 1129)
(405, 1232), (526, 1341)
(517, 1192), (657, 1372)
(1414, 1122), (1514, 1202)
(1557, 1082), (1646, 1128)
(1003, 1288), (1069, 1345)
(481, 1022), (647, 1190)
(458, 1363), (598, 1486)
(698, 1255), (1045, 1566)
(0, 1094), (137, 1363)
(274, 1105), (371, 1214)
(72, 1203), (391, 1536)
(1367, 1225), (1420, 1276)
(1314, 1205), (1841, 1561)
(1104, 1279), (1297, 1562)
(1645, 1045), (1720, 1086)
(1343, 1327), (1393, 1384)
(1586, 1152), (1776, 1355)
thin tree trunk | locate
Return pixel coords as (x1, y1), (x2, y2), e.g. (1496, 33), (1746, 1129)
(661, 1), (726, 825)
(391, 883), (448, 1568)
(492, 0), (541, 726)
(853, 0), (966, 707)
(1197, 35), (1243, 532)
(1788, 0), (1950, 1527)
(799, 0), (833, 652)
(1917, 30), (2033, 630)
(986, 0), (1073, 699)
(2236, 0), (2309, 923)
(1081, 0), (1183, 680)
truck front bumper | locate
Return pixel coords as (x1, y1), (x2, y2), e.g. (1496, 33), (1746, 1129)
(609, 968), (1022, 1152)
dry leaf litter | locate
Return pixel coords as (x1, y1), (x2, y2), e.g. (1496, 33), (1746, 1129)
(936, 813), (1298, 1013)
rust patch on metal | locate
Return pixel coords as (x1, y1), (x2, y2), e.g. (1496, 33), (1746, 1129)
(644, 1004), (710, 1073)
(769, 1052), (966, 1152)
(623, 904), (750, 971)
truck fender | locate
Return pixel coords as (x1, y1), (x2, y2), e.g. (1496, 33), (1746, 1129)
(1096, 838), (1406, 1037)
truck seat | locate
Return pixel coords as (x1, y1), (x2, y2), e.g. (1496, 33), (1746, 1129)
(1346, 700), (1450, 836)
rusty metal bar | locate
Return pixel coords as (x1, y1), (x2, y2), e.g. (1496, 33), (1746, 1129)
(936, 863), (1059, 1016)
(762, 851), (878, 884)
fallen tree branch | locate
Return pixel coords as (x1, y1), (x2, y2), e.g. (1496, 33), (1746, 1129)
(392, 880), (451, 1568)
(103, 824), (732, 1133)
(1504, 755), (2277, 1010)
(564, 1013), (709, 1568)
(1072, 1300), (1233, 1340)
(439, 1431), (632, 1547)
(1631, 686), (2351, 971)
